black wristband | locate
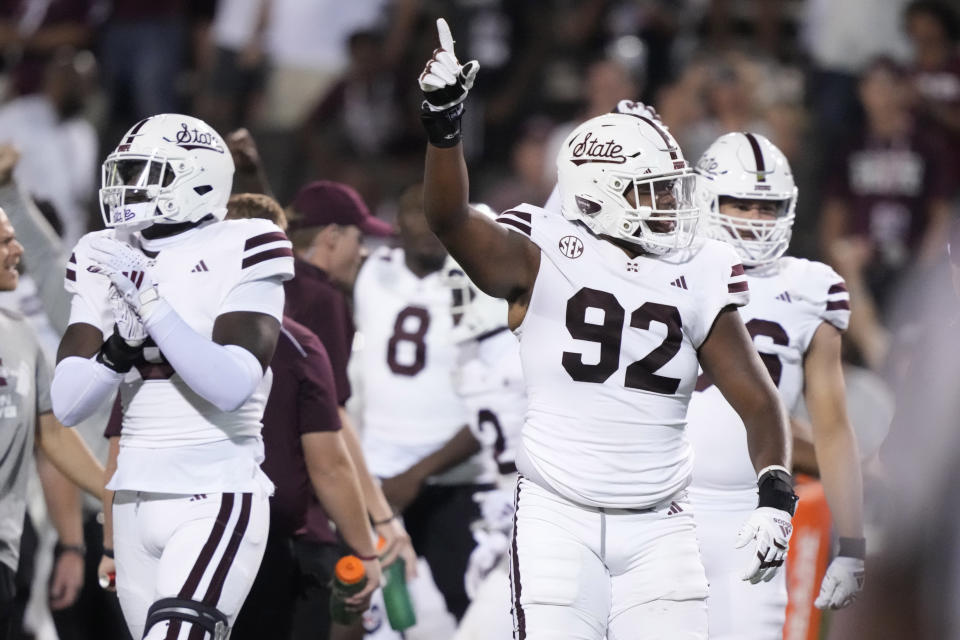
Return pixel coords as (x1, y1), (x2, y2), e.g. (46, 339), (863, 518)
(420, 102), (465, 148)
(838, 537), (866, 559)
(55, 542), (86, 557)
(757, 468), (799, 516)
(102, 547), (115, 559)
(96, 327), (144, 373)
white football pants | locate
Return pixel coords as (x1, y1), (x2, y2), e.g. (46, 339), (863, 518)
(454, 555), (513, 640)
(510, 477), (708, 640)
(690, 493), (787, 640)
(113, 491), (269, 639)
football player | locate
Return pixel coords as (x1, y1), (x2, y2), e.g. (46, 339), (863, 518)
(352, 183), (494, 624)
(48, 114), (343, 640)
(444, 246), (526, 640)
(420, 19), (795, 639)
(687, 132), (865, 637)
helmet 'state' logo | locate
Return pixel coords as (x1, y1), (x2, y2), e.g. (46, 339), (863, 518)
(570, 132), (625, 166)
(163, 123), (225, 154)
(559, 235), (584, 259)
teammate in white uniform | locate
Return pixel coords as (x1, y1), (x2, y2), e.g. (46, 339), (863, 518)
(353, 186), (495, 624)
(48, 114), (338, 640)
(687, 132), (865, 638)
(444, 253), (526, 640)
(419, 20), (796, 639)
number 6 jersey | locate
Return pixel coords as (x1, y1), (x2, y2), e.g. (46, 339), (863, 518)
(687, 257), (850, 505)
(498, 204), (748, 509)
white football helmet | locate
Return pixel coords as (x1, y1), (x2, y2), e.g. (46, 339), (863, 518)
(99, 114), (234, 228)
(556, 112), (699, 255)
(695, 132), (797, 266)
(444, 204), (509, 342)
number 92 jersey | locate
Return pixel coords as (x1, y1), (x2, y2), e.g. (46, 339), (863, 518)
(687, 257), (850, 501)
(497, 204), (748, 509)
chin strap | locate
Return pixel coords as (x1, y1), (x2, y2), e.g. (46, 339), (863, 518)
(140, 213), (215, 240)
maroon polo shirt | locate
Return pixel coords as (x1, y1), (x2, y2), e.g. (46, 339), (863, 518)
(284, 257), (354, 405)
(262, 317), (341, 538)
(102, 317), (342, 542)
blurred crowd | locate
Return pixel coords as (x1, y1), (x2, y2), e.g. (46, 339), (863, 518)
(0, 0), (958, 638)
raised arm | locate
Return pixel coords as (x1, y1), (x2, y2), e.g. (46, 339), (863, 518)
(420, 18), (538, 303)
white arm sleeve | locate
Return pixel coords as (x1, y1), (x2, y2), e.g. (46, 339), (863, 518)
(51, 356), (123, 427)
(144, 299), (266, 412)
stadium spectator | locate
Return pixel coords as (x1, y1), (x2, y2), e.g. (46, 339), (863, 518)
(0, 0), (99, 97)
(0, 49), (98, 249)
(820, 57), (955, 369)
(904, 0), (960, 158)
(196, 0), (269, 133)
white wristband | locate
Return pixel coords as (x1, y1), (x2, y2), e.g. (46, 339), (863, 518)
(757, 464), (790, 480)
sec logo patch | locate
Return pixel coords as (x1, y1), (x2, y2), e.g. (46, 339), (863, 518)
(559, 235), (584, 259)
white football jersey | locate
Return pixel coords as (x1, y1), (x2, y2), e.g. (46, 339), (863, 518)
(455, 328), (526, 483)
(687, 257), (850, 503)
(65, 218), (294, 493)
(498, 204), (749, 508)
(353, 247), (493, 484)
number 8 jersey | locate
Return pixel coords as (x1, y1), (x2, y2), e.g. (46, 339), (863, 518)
(499, 204), (748, 509)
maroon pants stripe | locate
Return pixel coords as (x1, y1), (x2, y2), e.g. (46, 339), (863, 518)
(511, 481), (526, 639)
(163, 494), (236, 639)
(185, 493), (253, 640)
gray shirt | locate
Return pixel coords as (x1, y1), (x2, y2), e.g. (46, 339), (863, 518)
(0, 307), (52, 571)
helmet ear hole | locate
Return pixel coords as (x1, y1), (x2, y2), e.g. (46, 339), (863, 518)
(193, 185), (213, 196)
(576, 195), (601, 217)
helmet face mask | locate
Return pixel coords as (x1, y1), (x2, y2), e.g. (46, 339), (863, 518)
(557, 113), (700, 255)
(695, 132), (797, 267)
(99, 114), (234, 229)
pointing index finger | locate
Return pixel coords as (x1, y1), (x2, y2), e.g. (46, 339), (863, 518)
(437, 18), (455, 53)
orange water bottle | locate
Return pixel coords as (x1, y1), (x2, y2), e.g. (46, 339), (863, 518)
(330, 555), (368, 625)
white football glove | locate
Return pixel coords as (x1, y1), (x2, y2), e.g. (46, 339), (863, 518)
(419, 18), (479, 112)
(108, 286), (148, 347)
(814, 556), (864, 609)
(87, 237), (161, 323)
(464, 528), (509, 599)
(735, 506), (794, 584)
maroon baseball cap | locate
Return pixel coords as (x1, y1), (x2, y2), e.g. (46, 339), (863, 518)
(287, 180), (394, 236)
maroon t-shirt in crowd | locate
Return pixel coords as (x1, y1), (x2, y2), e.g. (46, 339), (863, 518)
(103, 317), (342, 541)
(284, 257), (354, 405)
(912, 55), (960, 159)
(826, 127), (955, 264)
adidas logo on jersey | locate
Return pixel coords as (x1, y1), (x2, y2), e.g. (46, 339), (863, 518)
(776, 291), (792, 303)
(667, 501), (683, 515)
(669, 276), (688, 290)
(190, 260), (209, 273)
